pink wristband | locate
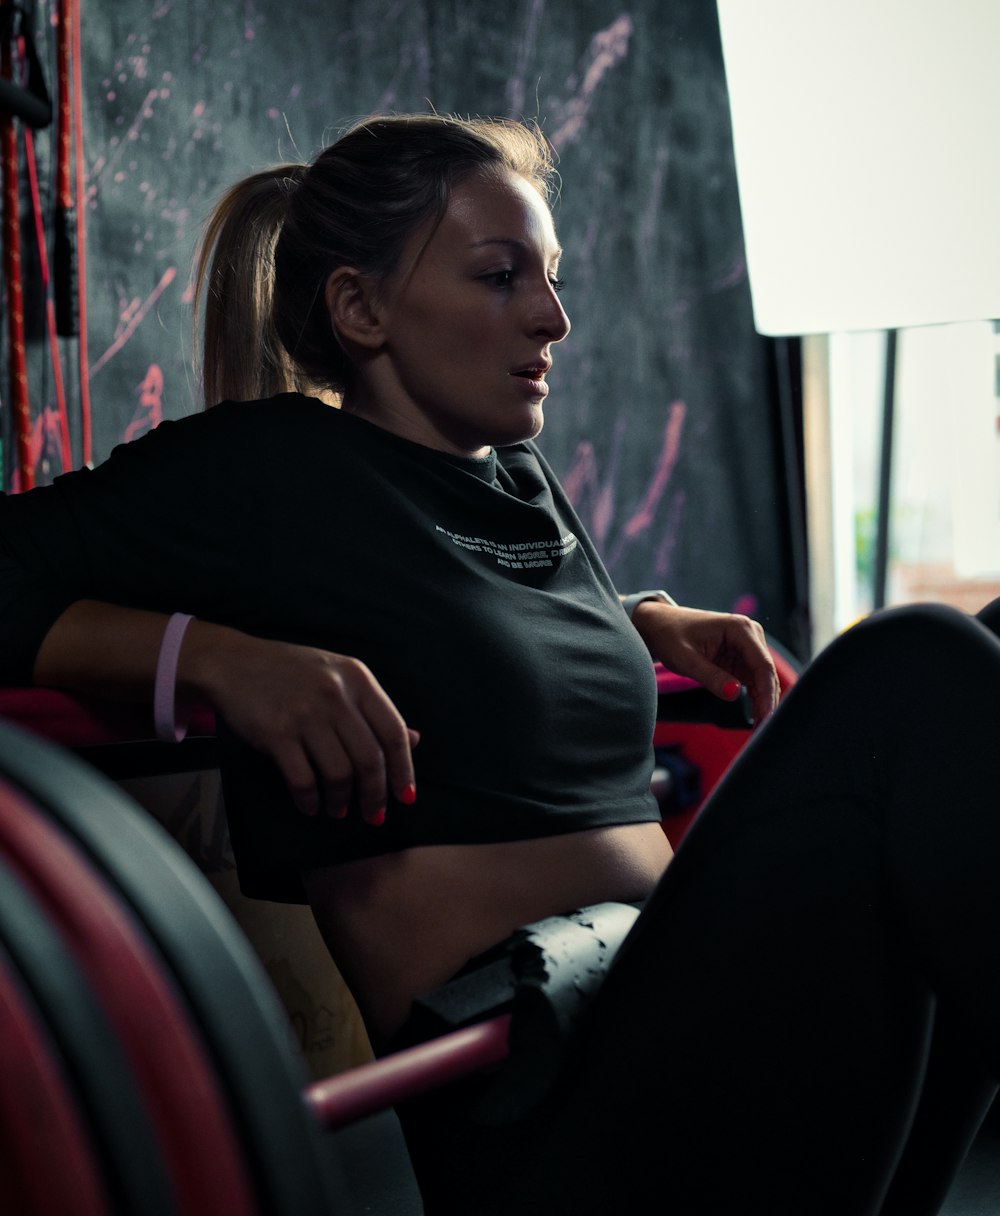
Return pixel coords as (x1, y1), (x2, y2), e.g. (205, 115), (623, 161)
(154, 613), (194, 742)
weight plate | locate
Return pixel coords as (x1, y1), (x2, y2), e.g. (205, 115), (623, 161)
(0, 776), (259, 1216)
(0, 719), (346, 1214)
(0, 853), (175, 1215)
(0, 948), (110, 1215)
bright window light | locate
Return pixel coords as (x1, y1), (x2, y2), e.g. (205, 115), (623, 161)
(717, 0), (1000, 336)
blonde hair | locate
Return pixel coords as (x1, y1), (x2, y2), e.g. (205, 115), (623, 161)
(193, 114), (557, 409)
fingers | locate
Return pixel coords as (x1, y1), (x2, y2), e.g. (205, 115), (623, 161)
(278, 718), (417, 823)
(359, 684), (419, 811)
(713, 668), (777, 729)
(748, 669), (780, 728)
(672, 647), (739, 703)
(306, 682), (416, 824)
(719, 615), (780, 726)
(655, 609), (780, 727)
(271, 742), (326, 818)
(223, 643), (419, 825)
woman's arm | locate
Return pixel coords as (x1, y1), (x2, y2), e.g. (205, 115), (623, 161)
(33, 599), (418, 823)
(1, 408), (417, 824)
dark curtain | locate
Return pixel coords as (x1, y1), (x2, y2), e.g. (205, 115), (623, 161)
(1, 0), (807, 654)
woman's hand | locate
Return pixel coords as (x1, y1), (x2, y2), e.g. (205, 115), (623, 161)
(187, 626), (418, 823)
(32, 601), (416, 823)
(630, 601), (779, 726)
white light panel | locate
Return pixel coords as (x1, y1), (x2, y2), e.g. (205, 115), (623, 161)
(717, 0), (1000, 334)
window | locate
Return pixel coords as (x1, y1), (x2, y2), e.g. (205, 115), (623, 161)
(813, 322), (1000, 643)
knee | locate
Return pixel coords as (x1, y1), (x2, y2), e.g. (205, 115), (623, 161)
(975, 596), (1000, 637)
(821, 601), (997, 685)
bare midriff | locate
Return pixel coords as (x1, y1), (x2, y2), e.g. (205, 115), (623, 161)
(302, 820), (673, 1049)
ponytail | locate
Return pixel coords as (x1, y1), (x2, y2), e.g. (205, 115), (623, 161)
(193, 164), (311, 408)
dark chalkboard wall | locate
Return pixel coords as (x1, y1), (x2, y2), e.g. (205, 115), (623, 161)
(5, 0), (802, 650)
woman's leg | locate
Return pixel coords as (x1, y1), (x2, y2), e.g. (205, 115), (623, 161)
(975, 595), (1000, 637)
(877, 1008), (997, 1215)
(398, 604), (1000, 1214)
(877, 598), (1000, 1213)
(533, 603), (1000, 1215)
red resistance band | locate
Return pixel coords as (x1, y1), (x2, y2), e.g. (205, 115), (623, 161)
(1, 30), (34, 489)
(1, 0), (91, 487)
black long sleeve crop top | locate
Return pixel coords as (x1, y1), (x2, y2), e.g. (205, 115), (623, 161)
(0, 394), (660, 900)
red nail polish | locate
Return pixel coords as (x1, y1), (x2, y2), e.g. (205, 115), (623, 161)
(399, 783), (417, 806)
(723, 680), (742, 700)
(334, 805), (349, 820)
(368, 808), (386, 827)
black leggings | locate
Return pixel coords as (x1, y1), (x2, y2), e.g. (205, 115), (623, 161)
(396, 601), (1000, 1215)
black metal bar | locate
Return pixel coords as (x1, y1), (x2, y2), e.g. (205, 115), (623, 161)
(873, 329), (898, 611)
(71, 736), (219, 780)
(773, 336), (812, 660)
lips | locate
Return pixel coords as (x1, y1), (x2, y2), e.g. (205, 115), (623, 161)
(510, 361), (551, 379)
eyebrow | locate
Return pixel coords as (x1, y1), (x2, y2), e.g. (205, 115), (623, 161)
(469, 237), (563, 260)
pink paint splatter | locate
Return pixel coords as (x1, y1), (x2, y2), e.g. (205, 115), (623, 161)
(592, 480), (615, 546)
(123, 364), (164, 443)
(565, 402), (689, 575)
(562, 440), (616, 543)
(549, 15), (633, 149)
(562, 440), (597, 506)
(88, 87), (162, 202)
(623, 400), (686, 538)
(654, 490), (687, 580)
(709, 256), (748, 292)
(505, 0), (546, 118)
(90, 267), (178, 378)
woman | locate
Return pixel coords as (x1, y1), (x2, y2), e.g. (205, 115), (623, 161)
(1, 114), (999, 1214)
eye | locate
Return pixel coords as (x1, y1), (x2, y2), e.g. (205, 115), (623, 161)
(549, 277), (566, 294)
(482, 269), (515, 289)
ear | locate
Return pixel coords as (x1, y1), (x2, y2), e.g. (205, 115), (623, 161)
(324, 267), (385, 352)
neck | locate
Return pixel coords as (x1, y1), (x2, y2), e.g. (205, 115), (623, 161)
(341, 387), (491, 461)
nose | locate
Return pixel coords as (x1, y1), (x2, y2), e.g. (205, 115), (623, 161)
(532, 282), (571, 343)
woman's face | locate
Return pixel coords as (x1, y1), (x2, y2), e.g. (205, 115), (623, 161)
(350, 168), (571, 458)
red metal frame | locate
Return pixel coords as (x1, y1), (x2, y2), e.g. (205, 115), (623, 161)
(306, 1012), (512, 1132)
(0, 687), (215, 749)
